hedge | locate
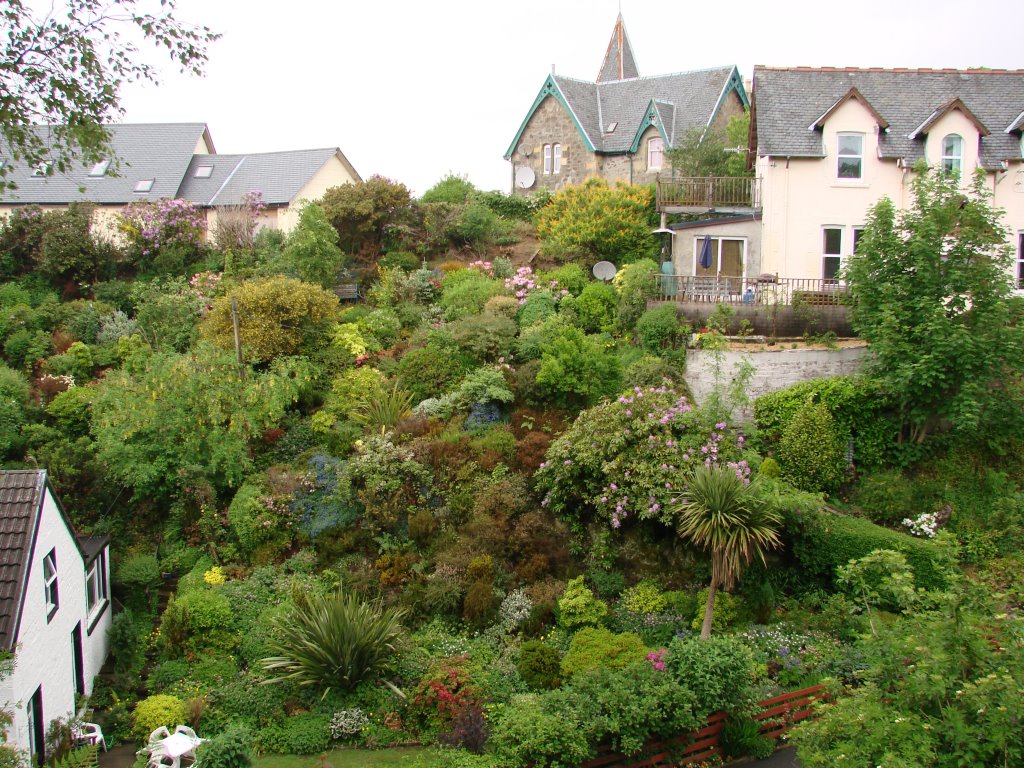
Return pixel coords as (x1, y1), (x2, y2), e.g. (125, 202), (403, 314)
(790, 508), (949, 591)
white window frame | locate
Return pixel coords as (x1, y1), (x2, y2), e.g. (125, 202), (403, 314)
(941, 134), (963, 174)
(836, 133), (864, 180)
(543, 144), (552, 174)
(134, 179), (155, 193)
(43, 549), (58, 620)
(86, 551), (108, 616)
(194, 165), (214, 179)
(88, 159), (110, 177)
(1017, 231), (1024, 290)
(552, 143), (562, 174)
(822, 226), (843, 282)
(691, 236), (749, 278)
(648, 137), (664, 171)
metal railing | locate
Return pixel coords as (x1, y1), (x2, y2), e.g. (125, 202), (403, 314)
(656, 175), (761, 210)
(655, 274), (849, 306)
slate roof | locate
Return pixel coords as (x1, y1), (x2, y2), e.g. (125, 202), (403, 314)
(752, 67), (1024, 170)
(0, 123), (212, 204)
(177, 148), (348, 207)
(597, 14), (640, 83)
(0, 471), (47, 651)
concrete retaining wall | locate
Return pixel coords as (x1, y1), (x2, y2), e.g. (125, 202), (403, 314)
(684, 345), (869, 418)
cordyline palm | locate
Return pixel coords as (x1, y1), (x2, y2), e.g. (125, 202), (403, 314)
(673, 465), (782, 639)
(350, 383), (413, 431)
(261, 587), (406, 698)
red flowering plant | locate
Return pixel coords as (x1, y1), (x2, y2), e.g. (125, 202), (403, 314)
(534, 385), (754, 529)
(408, 655), (483, 735)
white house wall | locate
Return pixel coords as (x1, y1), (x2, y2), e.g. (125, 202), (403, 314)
(0, 489), (109, 757)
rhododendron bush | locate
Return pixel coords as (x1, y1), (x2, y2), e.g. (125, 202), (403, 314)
(534, 386), (754, 528)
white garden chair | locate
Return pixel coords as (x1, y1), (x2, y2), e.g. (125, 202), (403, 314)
(72, 722), (107, 751)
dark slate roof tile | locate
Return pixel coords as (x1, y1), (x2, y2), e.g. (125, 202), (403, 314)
(753, 68), (1024, 169)
(0, 471), (46, 650)
(177, 148), (339, 206)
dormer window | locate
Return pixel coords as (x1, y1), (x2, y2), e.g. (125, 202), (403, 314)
(134, 179), (155, 193)
(648, 137), (664, 171)
(837, 133), (864, 179)
(88, 159), (110, 177)
(941, 134), (963, 174)
(194, 165), (214, 179)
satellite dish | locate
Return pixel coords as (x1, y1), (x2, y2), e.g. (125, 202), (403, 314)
(515, 166), (536, 189)
(518, 143), (532, 157)
(593, 261), (617, 281)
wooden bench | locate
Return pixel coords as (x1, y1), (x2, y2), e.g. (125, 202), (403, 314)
(334, 283), (360, 301)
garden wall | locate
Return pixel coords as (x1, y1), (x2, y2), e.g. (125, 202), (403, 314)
(672, 301), (853, 337)
(684, 345), (868, 417)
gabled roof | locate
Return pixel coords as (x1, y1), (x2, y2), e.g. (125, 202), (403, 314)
(752, 67), (1024, 169)
(597, 13), (640, 83)
(0, 471), (46, 650)
(0, 123), (212, 204)
(505, 65), (747, 159)
(909, 97), (989, 138)
(1008, 110), (1024, 134)
(177, 148), (360, 207)
(811, 87), (889, 130)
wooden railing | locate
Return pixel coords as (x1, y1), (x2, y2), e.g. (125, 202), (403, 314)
(656, 176), (761, 210)
(655, 274), (849, 306)
(579, 684), (829, 768)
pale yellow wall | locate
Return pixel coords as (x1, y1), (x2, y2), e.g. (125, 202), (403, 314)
(194, 135), (213, 154)
(922, 110), (980, 178)
(671, 218), (762, 276)
(277, 154), (357, 231)
(0, 203), (126, 244)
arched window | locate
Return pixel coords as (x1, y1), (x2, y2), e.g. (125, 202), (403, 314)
(941, 134), (963, 174)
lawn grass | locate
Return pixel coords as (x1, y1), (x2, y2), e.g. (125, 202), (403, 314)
(254, 747), (427, 768)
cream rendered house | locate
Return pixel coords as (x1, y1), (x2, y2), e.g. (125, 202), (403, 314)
(749, 67), (1024, 285)
(0, 123), (361, 234)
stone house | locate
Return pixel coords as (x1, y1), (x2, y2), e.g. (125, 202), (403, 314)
(504, 14), (748, 195)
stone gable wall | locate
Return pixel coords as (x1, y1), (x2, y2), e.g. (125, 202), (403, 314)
(511, 96), (595, 195)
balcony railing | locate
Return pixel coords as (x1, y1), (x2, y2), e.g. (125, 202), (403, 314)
(656, 175), (761, 212)
(655, 274), (848, 306)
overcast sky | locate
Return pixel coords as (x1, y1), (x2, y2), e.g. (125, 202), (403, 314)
(115, 0), (1024, 196)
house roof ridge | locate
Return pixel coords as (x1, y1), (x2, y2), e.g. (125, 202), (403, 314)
(754, 65), (1024, 75)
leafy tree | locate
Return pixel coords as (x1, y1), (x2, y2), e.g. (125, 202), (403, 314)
(201, 276), (339, 363)
(90, 344), (308, 502)
(0, 0), (218, 192)
(320, 176), (413, 261)
(666, 114), (751, 178)
(845, 167), (1023, 443)
(279, 203), (346, 287)
(130, 277), (205, 353)
(672, 465), (781, 639)
(262, 589), (405, 697)
(535, 179), (658, 263)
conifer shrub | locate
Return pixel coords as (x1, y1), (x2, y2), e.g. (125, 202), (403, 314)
(778, 399), (846, 492)
(517, 640), (562, 691)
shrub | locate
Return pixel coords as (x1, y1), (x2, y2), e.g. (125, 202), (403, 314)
(622, 354), (683, 390)
(560, 628), (646, 678)
(517, 641), (562, 691)
(195, 725), (252, 768)
(113, 552), (161, 593)
(491, 695), (592, 768)
(535, 179), (657, 264)
(790, 508), (950, 592)
(132, 694), (186, 741)
(357, 308), (402, 350)
(450, 312), (517, 363)
(258, 714), (331, 755)
(463, 580), (500, 628)
(438, 702), (490, 754)
(517, 289), (557, 330)
(622, 581), (667, 614)
(439, 271), (503, 321)
(539, 264), (589, 297)
(666, 635), (757, 716)
(329, 709), (369, 741)
(321, 176), (413, 260)
(119, 199), (206, 275)
(261, 588), (406, 696)
(614, 259), (659, 330)
(397, 341), (475, 403)
(759, 457), (780, 478)
(778, 399), (847, 493)
(535, 325), (622, 407)
(175, 589), (235, 634)
(279, 203), (346, 287)
(227, 479), (295, 562)
(636, 304), (683, 351)
(557, 577), (607, 628)
(690, 589), (745, 633)
(576, 282), (618, 334)
(721, 717), (774, 760)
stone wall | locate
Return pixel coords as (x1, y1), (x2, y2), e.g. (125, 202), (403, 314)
(511, 96), (594, 195)
(668, 301), (854, 337)
(683, 345), (868, 418)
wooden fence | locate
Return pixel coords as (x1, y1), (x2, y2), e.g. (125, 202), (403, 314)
(578, 684), (828, 768)
(655, 275), (848, 307)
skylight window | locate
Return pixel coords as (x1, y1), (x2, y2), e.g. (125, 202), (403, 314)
(134, 179), (155, 193)
(606, 122), (618, 133)
(32, 162), (51, 177)
(194, 165), (214, 179)
(88, 159), (111, 177)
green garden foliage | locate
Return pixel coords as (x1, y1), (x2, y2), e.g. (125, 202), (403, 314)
(256, 714), (331, 755)
(279, 203), (346, 287)
(613, 258), (659, 330)
(535, 324), (622, 407)
(845, 167), (1024, 444)
(397, 338), (476, 404)
(91, 346), (307, 502)
(636, 304), (684, 352)
(131, 694), (185, 741)
(320, 176), (413, 260)
(622, 354), (684, 390)
(754, 376), (900, 469)
(202, 276), (339, 363)
(36, 203), (111, 286)
(439, 270), (504, 321)
(560, 628), (646, 678)
(556, 577), (608, 628)
(0, 364), (30, 457)
(262, 588), (406, 697)
(516, 289), (557, 330)
(537, 264), (588, 297)
(450, 312), (517, 363)
(516, 640), (562, 691)
(777, 400), (847, 493)
(575, 282), (618, 334)
(194, 725), (252, 768)
(534, 179), (658, 264)
(789, 507), (951, 591)
(130, 277), (205, 353)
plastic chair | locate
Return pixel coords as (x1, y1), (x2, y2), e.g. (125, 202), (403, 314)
(174, 725), (198, 741)
(73, 722), (107, 751)
(148, 726), (172, 746)
(148, 752), (179, 768)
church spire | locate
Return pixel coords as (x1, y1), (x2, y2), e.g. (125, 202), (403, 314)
(596, 13), (639, 83)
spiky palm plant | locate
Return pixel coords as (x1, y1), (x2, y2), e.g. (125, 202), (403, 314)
(261, 588), (406, 697)
(673, 465), (781, 639)
(350, 383), (413, 431)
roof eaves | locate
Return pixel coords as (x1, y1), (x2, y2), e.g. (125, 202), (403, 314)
(7, 471), (46, 652)
(504, 75), (597, 160)
(1006, 110), (1024, 134)
(628, 100), (671, 153)
(809, 86), (890, 131)
(706, 66), (750, 131)
(909, 97), (990, 139)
